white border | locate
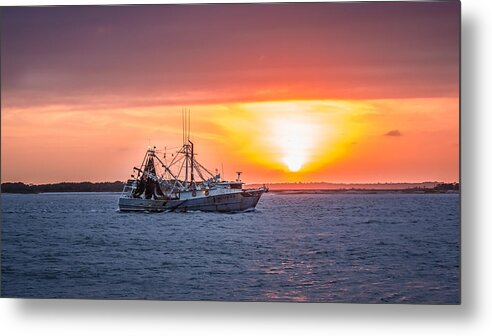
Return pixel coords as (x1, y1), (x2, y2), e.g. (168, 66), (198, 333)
(2, 0), (491, 335)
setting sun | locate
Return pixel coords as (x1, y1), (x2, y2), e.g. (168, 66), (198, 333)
(272, 118), (318, 172)
(284, 156), (303, 172)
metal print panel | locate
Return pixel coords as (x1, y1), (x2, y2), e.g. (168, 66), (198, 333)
(0, 1), (460, 303)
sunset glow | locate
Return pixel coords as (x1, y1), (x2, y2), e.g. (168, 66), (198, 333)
(280, 130), (307, 172)
(1, 3), (459, 184)
(275, 119), (315, 172)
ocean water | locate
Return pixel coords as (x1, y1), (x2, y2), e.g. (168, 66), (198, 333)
(1, 192), (460, 303)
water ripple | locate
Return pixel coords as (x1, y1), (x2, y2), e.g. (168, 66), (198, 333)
(1, 192), (459, 303)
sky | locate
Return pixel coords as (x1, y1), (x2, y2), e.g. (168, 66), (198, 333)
(1, 2), (460, 184)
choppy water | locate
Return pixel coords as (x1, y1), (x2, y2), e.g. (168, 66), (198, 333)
(1, 192), (460, 303)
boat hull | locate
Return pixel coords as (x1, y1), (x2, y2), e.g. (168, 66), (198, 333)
(118, 190), (264, 213)
(118, 197), (168, 212)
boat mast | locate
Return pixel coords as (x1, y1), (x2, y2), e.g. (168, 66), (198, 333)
(190, 140), (195, 188)
(188, 108), (194, 188)
(182, 108), (193, 190)
(184, 148), (189, 189)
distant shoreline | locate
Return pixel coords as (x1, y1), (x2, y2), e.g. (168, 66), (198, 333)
(269, 189), (459, 195)
(1, 181), (125, 194)
(1, 181), (459, 194)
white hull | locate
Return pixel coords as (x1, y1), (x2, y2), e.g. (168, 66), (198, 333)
(118, 189), (264, 213)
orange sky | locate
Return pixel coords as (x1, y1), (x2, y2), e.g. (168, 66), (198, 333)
(1, 3), (459, 184)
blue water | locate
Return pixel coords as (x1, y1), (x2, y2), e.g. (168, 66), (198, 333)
(1, 192), (460, 303)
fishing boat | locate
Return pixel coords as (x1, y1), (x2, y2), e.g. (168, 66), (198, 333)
(118, 111), (268, 212)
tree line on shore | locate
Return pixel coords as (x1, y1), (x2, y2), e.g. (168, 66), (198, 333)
(1, 181), (459, 194)
(1, 181), (125, 194)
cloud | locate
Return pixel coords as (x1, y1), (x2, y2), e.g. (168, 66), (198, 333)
(384, 130), (402, 137)
(1, 3), (459, 110)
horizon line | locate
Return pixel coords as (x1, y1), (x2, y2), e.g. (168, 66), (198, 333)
(1, 180), (459, 185)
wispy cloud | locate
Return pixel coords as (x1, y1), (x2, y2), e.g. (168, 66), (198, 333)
(384, 130), (402, 137)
